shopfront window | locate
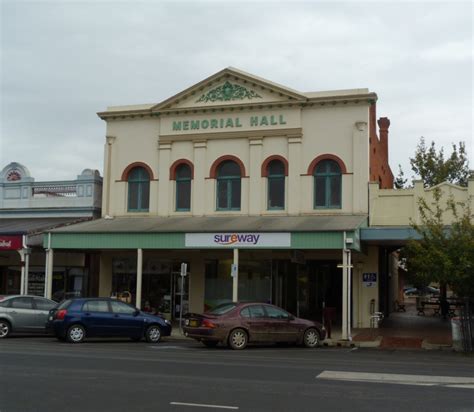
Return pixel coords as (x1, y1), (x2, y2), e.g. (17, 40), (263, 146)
(216, 161), (241, 211)
(112, 258), (187, 321)
(204, 258), (271, 311)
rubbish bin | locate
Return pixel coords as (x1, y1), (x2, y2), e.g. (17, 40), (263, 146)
(451, 317), (463, 351)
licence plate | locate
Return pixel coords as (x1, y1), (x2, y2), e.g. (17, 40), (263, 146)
(189, 320), (199, 327)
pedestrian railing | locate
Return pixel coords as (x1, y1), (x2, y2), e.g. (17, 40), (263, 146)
(459, 299), (474, 352)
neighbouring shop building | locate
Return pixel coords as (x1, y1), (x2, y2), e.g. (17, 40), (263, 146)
(45, 67), (396, 334)
(0, 162), (102, 300)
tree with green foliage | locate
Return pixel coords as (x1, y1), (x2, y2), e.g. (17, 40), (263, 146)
(394, 164), (408, 189)
(409, 137), (471, 187)
(402, 188), (474, 299)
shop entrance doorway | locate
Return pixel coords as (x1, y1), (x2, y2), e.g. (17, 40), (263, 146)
(112, 258), (189, 321)
(271, 260), (342, 323)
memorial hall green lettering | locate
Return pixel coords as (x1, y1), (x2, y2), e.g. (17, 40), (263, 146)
(172, 114), (286, 131)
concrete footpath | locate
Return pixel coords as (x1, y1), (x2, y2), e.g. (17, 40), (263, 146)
(167, 325), (453, 350)
(169, 300), (456, 350)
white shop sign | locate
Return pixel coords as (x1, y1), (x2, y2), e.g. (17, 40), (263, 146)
(185, 233), (291, 248)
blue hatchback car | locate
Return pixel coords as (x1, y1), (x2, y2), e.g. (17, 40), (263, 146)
(47, 298), (172, 343)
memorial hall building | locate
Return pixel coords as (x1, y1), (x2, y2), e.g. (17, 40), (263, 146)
(45, 67), (396, 332)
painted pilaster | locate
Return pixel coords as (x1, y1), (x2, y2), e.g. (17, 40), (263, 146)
(249, 138), (263, 215)
(158, 142), (172, 216)
(193, 141), (207, 216)
(103, 135), (116, 217)
(287, 135), (302, 215)
(353, 122), (369, 214)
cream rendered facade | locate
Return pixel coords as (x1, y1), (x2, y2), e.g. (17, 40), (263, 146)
(102, 100), (370, 218)
(48, 68), (395, 333)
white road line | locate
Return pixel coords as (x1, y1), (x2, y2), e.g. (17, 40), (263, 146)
(316, 370), (474, 388)
(148, 345), (190, 349)
(170, 402), (239, 410)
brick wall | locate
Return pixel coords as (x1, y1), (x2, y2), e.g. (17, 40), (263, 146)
(369, 103), (394, 188)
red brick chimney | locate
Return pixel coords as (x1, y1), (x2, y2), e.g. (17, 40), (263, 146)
(377, 117), (390, 160)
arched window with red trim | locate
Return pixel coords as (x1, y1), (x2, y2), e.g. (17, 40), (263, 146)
(267, 159), (285, 210)
(127, 167), (150, 212)
(216, 160), (241, 211)
(175, 163), (192, 211)
(313, 160), (342, 209)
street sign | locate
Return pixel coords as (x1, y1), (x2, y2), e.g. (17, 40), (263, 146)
(231, 263), (238, 278)
(180, 262), (187, 277)
(362, 272), (377, 287)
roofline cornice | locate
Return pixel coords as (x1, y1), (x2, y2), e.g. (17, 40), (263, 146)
(97, 93), (377, 121)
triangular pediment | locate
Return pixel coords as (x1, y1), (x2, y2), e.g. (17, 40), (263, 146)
(152, 67), (306, 112)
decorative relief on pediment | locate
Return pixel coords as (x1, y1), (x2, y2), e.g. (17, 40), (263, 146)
(196, 81), (262, 103)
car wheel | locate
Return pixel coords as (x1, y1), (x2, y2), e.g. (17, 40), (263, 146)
(67, 324), (86, 343)
(202, 340), (219, 348)
(145, 325), (162, 343)
(0, 320), (11, 338)
(303, 328), (320, 348)
(228, 328), (248, 350)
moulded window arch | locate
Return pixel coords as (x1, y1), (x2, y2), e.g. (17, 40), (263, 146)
(175, 163), (192, 211)
(127, 167), (150, 212)
(267, 159), (285, 210)
(313, 160), (342, 209)
(216, 160), (241, 211)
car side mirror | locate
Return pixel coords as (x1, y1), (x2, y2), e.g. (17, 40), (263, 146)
(288, 315), (295, 321)
(133, 309), (140, 316)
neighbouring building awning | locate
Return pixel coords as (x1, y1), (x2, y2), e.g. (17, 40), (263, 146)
(0, 217), (93, 247)
(360, 227), (421, 247)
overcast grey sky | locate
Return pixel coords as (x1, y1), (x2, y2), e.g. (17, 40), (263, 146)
(1, 0), (472, 182)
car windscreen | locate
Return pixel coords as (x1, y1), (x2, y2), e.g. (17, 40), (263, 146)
(56, 299), (72, 310)
(206, 303), (237, 315)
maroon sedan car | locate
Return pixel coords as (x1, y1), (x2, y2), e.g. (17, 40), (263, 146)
(183, 302), (325, 350)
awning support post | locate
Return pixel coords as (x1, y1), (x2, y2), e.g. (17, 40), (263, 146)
(232, 248), (239, 302)
(46, 248), (54, 299)
(340, 232), (353, 341)
(136, 248), (143, 309)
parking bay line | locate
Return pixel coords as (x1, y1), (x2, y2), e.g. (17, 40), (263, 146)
(170, 402), (238, 410)
(316, 370), (474, 389)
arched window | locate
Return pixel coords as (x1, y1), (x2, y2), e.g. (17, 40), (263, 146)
(313, 160), (341, 209)
(128, 167), (150, 212)
(216, 160), (241, 211)
(267, 159), (285, 210)
(176, 163), (192, 211)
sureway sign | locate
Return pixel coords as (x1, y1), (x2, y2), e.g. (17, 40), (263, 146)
(185, 233), (291, 248)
